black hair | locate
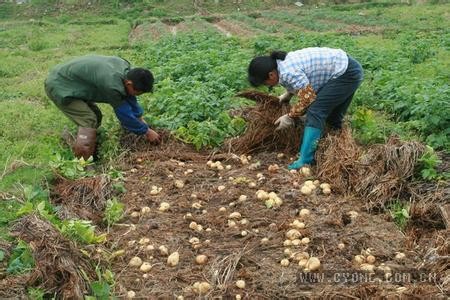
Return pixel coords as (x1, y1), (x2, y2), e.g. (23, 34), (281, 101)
(126, 68), (154, 93)
(247, 51), (287, 87)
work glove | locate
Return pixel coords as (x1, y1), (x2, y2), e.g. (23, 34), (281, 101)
(278, 91), (294, 104)
(274, 114), (295, 131)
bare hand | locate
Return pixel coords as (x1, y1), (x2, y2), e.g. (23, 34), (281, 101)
(145, 129), (161, 144)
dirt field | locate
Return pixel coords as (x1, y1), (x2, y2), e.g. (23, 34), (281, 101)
(100, 133), (448, 298)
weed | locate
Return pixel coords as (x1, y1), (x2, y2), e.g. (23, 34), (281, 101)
(388, 201), (410, 230)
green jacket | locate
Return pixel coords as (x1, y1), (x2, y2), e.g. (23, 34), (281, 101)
(45, 55), (130, 108)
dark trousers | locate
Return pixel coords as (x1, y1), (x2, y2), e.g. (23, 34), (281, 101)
(306, 56), (363, 130)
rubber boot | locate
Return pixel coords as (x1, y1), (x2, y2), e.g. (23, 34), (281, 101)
(73, 127), (97, 160)
(288, 126), (322, 170)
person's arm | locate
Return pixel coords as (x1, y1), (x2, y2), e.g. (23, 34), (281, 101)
(288, 84), (316, 118)
(114, 101), (149, 135)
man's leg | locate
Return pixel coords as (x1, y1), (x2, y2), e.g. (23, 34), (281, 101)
(54, 100), (100, 160)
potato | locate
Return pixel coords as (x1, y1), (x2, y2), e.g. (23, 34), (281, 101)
(189, 237), (200, 245)
(193, 281), (211, 294)
(268, 164), (279, 172)
(395, 252), (406, 261)
(228, 220), (237, 227)
(140, 262), (152, 272)
(300, 167), (311, 176)
(313, 180), (320, 186)
(277, 153), (285, 159)
(354, 255), (365, 264)
(228, 212), (242, 219)
(300, 185), (312, 195)
(236, 280), (246, 289)
(306, 257), (321, 271)
(291, 239), (301, 246)
(192, 202), (202, 209)
(284, 248), (292, 256)
(366, 255), (376, 264)
(241, 230), (248, 237)
(337, 243), (345, 250)
(301, 237), (310, 245)
(283, 239), (292, 246)
(129, 256), (143, 267)
(217, 185), (226, 191)
(319, 183), (330, 189)
(174, 180), (185, 189)
(145, 245), (155, 251)
(299, 209), (310, 218)
(298, 259), (308, 268)
(130, 211), (140, 218)
(238, 195), (247, 202)
(218, 206), (226, 213)
(167, 251), (180, 266)
(360, 263), (375, 273)
(261, 237), (269, 244)
(280, 259), (290, 267)
(195, 254), (208, 265)
(141, 206), (151, 214)
(240, 218), (249, 225)
(139, 238), (150, 245)
(286, 229), (301, 240)
(291, 220), (306, 229)
(322, 188), (331, 195)
(127, 290), (136, 299)
(159, 245), (169, 256)
(189, 222), (198, 230)
(256, 190), (269, 200)
(158, 202), (170, 212)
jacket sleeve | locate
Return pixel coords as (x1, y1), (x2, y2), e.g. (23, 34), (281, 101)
(125, 96), (145, 118)
(114, 100), (149, 135)
(288, 84), (317, 118)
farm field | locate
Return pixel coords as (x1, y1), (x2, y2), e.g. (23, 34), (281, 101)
(0, 0), (449, 298)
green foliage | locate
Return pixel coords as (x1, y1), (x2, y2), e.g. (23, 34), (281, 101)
(60, 220), (106, 244)
(417, 145), (445, 181)
(27, 288), (45, 300)
(388, 201), (410, 230)
(7, 240), (35, 274)
(104, 198), (125, 228)
(89, 281), (111, 300)
(49, 152), (95, 179)
(351, 108), (386, 145)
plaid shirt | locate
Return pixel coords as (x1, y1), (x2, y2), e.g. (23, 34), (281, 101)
(277, 47), (348, 93)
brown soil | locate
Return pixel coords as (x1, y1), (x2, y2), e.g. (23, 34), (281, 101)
(128, 22), (169, 43)
(103, 132), (448, 298)
(213, 19), (261, 37)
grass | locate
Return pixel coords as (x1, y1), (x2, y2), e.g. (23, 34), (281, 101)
(0, 1), (448, 296)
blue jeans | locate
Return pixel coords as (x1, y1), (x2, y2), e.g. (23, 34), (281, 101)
(305, 56), (364, 130)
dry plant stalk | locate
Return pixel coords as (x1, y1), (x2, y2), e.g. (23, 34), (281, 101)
(51, 175), (112, 223)
(352, 137), (426, 209)
(316, 127), (361, 194)
(229, 91), (303, 154)
(10, 214), (95, 299)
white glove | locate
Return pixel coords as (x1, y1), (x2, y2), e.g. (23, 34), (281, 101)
(278, 91), (294, 104)
(274, 114), (295, 130)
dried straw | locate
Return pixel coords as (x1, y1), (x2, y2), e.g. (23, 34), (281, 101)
(229, 91), (303, 154)
(10, 214), (95, 299)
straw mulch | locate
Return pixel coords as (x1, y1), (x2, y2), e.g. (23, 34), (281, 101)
(228, 91), (303, 154)
(51, 175), (112, 223)
(10, 214), (96, 299)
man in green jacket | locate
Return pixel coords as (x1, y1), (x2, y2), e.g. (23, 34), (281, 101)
(45, 55), (160, 160)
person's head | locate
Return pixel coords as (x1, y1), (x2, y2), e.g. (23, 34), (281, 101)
(124, 68), (154, 96)
(248, 51), (287, 87)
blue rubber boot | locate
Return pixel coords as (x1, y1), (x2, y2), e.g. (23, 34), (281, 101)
(288, 126), (322, 170)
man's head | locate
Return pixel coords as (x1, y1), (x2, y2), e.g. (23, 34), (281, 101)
(124, 68), (154, 96)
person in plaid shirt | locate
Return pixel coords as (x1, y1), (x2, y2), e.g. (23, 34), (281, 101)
(248, 47), (363, 170)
